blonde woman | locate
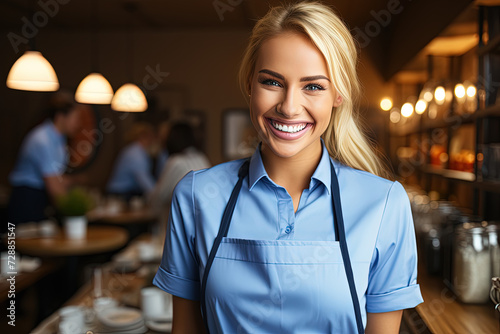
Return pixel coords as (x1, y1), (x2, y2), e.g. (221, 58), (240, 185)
(154, 2), (423, 333)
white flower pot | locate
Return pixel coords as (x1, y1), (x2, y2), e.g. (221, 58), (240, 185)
(63, 216), (88, 239)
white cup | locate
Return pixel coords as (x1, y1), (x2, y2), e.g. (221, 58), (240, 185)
(93, 297), (118, 312)
(59, 306), (85, 334)
(63, 216), (88, 239)
(137, 242), (156, 262)
(141, 287), (172, 321)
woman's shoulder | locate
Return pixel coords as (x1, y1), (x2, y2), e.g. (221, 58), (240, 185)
(332, 158), (403, 200)
(173, 158), (247, 196)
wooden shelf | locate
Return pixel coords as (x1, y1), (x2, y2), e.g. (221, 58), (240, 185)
(421, 165), (476, 182)
(478, 33), (500, 56)
(475, 180), (500, 193)
(474, 104), (500, 119)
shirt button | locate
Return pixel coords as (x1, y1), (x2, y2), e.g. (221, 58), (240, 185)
(285, 225), (292, 234)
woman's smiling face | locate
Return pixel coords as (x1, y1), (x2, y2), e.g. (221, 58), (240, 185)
(249, 32), (342, 160)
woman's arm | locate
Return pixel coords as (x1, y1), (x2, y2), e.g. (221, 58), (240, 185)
(172, 296), (206, 334)
(365, 310), (403, 334)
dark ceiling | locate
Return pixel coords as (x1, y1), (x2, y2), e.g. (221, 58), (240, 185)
(1, 0), (475, 79)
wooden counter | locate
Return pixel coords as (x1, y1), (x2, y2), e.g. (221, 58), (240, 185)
(404, 269), (499, 333)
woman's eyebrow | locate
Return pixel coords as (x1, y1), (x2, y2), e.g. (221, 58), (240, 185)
(300, 75), (330, 82)
(258, 69), (284, 80)
(258, 69), (330, 83)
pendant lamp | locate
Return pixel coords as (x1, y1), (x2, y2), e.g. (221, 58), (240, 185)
(75, 73), (114, 104)
(111, 2), (147, 112)
(6, 51), (59, 91)
(75, 0), (113, 104)
(111, 83), (147, 112)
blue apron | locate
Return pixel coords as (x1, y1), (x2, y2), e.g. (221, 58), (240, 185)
(201, 159), (364, 333)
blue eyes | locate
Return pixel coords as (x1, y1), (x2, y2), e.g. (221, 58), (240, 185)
(306, 84), (325, 91)
(261, 79), (281, 87)
(259, 79), (325, 91)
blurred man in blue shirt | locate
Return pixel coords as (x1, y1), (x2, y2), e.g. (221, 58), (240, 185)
(106, 122), (156, 201)
(8, 92), (83, 224)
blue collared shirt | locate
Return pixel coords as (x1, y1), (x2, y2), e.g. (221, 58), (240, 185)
(9, 119), (68, 190)
(106, 142), (155, 195)
(154, 141), (423, 332)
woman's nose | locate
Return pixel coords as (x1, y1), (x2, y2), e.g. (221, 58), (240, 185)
(277, 87), (301, 118)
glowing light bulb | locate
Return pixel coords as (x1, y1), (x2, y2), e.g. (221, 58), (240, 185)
(415, 99), (427, 114)
(401, 102), (414, 117)
(380, 98), (393, 111)
(434, 86), (446, 105)
(467, 85), (476, 97)
(454, 84), (465, 99)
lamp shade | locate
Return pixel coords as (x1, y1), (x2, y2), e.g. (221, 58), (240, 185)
(111, 83), (148, 112)
(6, 51), (59, 91)
(75, 72), (114, 104)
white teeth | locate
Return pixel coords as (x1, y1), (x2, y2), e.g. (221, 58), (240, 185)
(271, 120), (307, 133)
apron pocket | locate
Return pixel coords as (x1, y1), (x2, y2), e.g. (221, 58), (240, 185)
(216, 237), (343, 264)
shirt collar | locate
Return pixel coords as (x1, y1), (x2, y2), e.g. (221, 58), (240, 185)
(248, 140), (332, 194)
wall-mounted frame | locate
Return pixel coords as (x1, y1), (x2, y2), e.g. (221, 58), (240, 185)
(66, 104), (101, 173)
(222, 109), (259, 161)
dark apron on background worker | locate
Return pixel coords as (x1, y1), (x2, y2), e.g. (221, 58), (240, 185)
(8, 186), (50, 225)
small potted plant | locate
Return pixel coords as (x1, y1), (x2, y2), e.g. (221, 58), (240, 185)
(56, 188), (94, 239)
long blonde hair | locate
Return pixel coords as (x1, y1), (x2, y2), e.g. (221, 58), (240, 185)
(239, 1), (390, 178)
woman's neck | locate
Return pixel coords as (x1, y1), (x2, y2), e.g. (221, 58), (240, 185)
(261, 140), (323, 194)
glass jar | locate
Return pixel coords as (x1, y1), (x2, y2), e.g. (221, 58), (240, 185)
(442, 214), (483, 285)
(487, 224), (500, 278)
(453, 223), (491, 303)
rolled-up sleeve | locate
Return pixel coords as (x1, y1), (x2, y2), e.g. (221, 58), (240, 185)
(153, 171), (201, 301)
(366, 181), (423, 313)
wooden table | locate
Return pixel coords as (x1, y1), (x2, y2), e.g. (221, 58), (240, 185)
(403, 269), (500, 333)
(31, 236), (163, 334)
(87, 208), (158, 225)
(0, 259), (63, 303)
(14, 226), (129, 257)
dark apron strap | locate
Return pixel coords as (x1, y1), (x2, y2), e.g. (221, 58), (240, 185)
(200, 159), (250, 332)
(201, 159), (364, 334)
(330, 163), (364, 334)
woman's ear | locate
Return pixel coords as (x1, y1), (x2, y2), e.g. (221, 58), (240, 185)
(333, 94), (343, 107)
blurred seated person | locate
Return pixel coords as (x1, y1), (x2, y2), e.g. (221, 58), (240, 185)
(150, 122), (210, 218)
(8, 92), (83, 224)
(106, 122), (157, 201)
(155, 121), (170, 179)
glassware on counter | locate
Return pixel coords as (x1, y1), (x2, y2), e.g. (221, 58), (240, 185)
(453, 222), (493, 304)
(487, 224), (500, 278)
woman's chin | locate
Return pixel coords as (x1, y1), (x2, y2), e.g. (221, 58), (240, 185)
(262, 139), (316, 160)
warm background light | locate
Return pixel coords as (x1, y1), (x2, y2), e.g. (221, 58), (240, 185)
(434, 86), (446, 104)
(75, 73), (114, 104)
(423, 91), (434, 102)
(390, 109), (401, 123)
(401, 102), (414, 117)
(6, 51), (59, 92)
(380, 98), (393, 111)
(415, 99), (427, 114)
(111, 83), (148, 112)
(467, 85), (476, 97)
(454, 83), (466, 98)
